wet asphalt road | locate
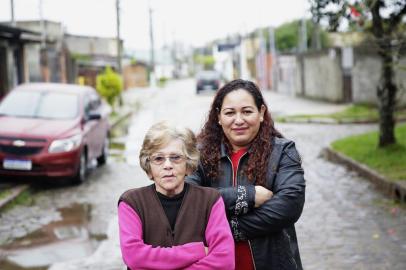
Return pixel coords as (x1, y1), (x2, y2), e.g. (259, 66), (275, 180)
(0, 79), (405, 270)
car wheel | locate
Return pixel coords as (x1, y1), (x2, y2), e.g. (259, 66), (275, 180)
(72, 151), (87, 184)
(97, 136), (109, 166)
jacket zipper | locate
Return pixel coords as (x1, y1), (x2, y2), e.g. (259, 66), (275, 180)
(248, 240), (257, 270)
(226, 151), (248, 187)
(225, 156), (234, 187)
(228, 152), (257, 269)
(235, 152), (247, 186)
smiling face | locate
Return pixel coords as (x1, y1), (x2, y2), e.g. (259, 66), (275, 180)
(149, 139), (187, 197)
(218, 89), (265, 151)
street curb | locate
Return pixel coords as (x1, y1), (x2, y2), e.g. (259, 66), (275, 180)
(279, 116), (406, 125)
(109, 109), (133, 130)
(322, 147), (406, 202)
(0, 184), (30, 210)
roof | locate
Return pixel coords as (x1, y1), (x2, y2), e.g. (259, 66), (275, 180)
(0, 23), (41, 43)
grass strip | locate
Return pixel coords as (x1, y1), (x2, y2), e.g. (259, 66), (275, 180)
(332, 124), (406, 181)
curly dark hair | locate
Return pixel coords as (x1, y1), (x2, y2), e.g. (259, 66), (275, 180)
(198, 79), (282, 186)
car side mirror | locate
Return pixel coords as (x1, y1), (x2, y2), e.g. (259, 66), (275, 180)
(87, 112), (101, 121)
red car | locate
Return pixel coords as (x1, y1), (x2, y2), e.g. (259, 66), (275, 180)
(0, 83), (111, 184)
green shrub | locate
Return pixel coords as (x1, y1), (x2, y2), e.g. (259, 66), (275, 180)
(96, 66), (123, 110)
(158, 77), (168, 87)
(194, 55), (215, 70)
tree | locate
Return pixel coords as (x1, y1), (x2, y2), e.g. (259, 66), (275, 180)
(96, 66), (123, 111)
(272, 19), (329, 52)
(309, 0), (340, 49)
(311, 0), (406, 147)
(194, 55), (215, 70)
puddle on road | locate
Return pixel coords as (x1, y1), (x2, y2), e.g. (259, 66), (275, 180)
(0, 203), (107, 270)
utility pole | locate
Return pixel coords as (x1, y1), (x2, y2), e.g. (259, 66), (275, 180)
(299, 18), (307, 52)
(39, 0), (49, 82)
(269, 27), (278, 91)
(10, 0), (15, 26)
(39, 0), (46, 49)
(148, 2), (156, 87)
(257, 29), (267, 90)
(116, 0), (122, 73)
(298, 17), (307, 96)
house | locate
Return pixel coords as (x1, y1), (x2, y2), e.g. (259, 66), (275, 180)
(8, 20), (123, 87)
(0, 23), (41, 99)
(12, 20), (71, 84)
(65, 34), (123, 87)
(123, 61), (149, 88)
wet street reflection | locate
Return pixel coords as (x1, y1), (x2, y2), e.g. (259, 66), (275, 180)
(0, 203), (106, 270)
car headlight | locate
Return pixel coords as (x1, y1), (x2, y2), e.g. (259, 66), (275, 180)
(49, 134), (82, 153)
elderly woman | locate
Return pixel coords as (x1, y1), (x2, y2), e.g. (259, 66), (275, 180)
(118, 121), (235, 270)
(187, 79), (306, 270)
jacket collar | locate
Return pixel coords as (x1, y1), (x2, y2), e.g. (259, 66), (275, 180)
(220, 142), (228, 158)
(220, 141), (252, 158)
(220, 136), (275, 158)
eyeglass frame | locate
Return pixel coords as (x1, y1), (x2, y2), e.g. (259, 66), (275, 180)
(148, 154), (187, 166)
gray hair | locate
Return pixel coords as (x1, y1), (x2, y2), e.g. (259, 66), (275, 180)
(139, 121), (199, 176)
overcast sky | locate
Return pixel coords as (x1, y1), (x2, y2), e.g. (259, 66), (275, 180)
(0, 0), (311, 50)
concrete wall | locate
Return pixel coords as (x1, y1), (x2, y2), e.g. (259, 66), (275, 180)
(277, 49), (344, 102)
(123, 64), (148, 88)
(25, 44), (42, 82)
(276, 48), (406, 105)
(303, 49), (343, 102)
(277, 55), (300, 96)
(213, 45), (234, 82)
(352, 51), (406, 106)
(17, 21), (64, 48)
(65, 35), (119, 57)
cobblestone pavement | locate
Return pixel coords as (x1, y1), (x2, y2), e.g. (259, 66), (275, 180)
(0, 79), (404, 270)
(282, 123), (406, 270)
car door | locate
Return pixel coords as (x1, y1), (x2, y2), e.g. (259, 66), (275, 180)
(82, 93), (99, 160)
(87, 91), (107, 159)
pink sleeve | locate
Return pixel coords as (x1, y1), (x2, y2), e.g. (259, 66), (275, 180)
(118, 202), (206, 270)
(187, 197), (235, 270)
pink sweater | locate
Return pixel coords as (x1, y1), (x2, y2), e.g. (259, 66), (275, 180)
(118, 197), (235, 270)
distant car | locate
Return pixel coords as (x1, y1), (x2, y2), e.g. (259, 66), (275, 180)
(0, 83), (111, 184)
(195, 70), (222, 94)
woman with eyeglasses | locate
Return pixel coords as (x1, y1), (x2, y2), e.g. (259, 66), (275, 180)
(118, 121), (235, 270)
(187, 79), (306, 270)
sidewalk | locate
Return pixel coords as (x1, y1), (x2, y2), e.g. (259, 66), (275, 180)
(262, 90), (348, 117)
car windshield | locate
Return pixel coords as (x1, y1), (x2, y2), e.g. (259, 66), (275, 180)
(197, 71), (220, 80)
(0, 90), (79, 119)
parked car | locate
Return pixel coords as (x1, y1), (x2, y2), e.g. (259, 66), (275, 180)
(195, 70), (222, 94)
(0, 83), (111, 184)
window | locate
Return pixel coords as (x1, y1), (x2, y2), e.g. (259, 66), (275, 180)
(0, 91), (79, 119)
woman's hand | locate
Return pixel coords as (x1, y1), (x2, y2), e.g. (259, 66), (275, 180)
(254, 186), (273, 208)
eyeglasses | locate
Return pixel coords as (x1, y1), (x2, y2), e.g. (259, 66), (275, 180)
(149, 154), (186, 165)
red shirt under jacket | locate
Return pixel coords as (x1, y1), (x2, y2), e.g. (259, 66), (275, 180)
(231, 148), (255, 270)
